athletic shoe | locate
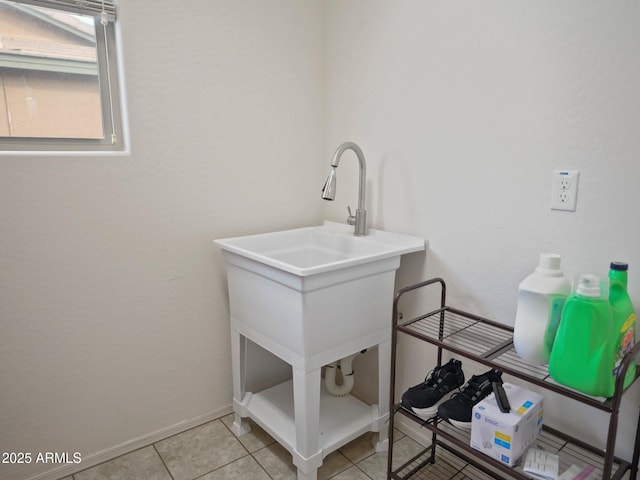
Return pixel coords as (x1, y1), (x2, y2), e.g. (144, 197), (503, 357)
(401, 359), (465, 420)
(437, 368), (503, 430)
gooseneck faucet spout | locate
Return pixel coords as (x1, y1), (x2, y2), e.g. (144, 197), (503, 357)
(321, 142), (367, 236)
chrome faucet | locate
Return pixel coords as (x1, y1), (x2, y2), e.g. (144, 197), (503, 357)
(321, 142), (367, 236)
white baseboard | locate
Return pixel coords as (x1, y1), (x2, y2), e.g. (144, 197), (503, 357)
(25, 405), (233, 480)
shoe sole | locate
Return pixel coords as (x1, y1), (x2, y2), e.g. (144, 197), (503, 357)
(447, 418), (472, 431)
(407, 390), (458, 420)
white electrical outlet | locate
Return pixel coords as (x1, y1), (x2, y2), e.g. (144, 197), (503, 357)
(551, 170), (580, 211)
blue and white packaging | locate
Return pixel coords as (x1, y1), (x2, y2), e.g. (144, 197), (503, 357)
(470, 383), (544, 467)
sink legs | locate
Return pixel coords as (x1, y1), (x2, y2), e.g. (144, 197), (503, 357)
(375, 339), (391, 452)
(291, 367), (323, 480)
(292, 367), (321, 458)
(230, 330), (252, 436)
(230, 329), (390, 480)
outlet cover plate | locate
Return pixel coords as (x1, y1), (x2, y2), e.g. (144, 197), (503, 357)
(551, 170), (579, 211)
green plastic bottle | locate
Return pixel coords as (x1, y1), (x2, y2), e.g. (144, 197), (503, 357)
(609, 262), (636, 388)
(549, 274), (616, 397)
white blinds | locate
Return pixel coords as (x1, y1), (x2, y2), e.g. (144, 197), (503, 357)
(10, 0), (116, 21)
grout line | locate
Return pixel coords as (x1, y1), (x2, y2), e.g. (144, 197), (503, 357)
(152, 444), (175, 480)
(61, 413), (395, 480)
(251, 452), (276, 480)
(50, 409), (231, 480)
(323, 450), (355, 479)
(70, 445), (155, 479)
(353, 462), (377, 480)
(191, 453), (254, 480)
(218, 415), (253, 456)
(222, 421), (281, 479)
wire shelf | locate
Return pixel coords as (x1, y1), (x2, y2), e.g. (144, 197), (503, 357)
(388, 278), (640, 480)
(390, 411), (630, 480)
(397, 307), (616, 411)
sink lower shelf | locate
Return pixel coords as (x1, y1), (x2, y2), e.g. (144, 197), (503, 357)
(239, 379), (383, 458)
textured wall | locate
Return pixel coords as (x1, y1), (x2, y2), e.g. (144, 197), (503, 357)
(0, 2), (324, 479)
(324, 0), (640, 460)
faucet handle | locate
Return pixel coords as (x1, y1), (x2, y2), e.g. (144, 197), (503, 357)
(346, 206), (356, 226)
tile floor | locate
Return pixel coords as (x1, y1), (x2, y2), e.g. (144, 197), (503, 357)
(52, 412), (631, 480)
(57, 414), (426, 480)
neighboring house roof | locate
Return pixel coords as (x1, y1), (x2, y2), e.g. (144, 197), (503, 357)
(0, 0), (97, 75)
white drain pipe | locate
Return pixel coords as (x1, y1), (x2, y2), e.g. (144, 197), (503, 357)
(324, 351), (362, 397)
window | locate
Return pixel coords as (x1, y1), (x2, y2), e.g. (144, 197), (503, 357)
(0, 0), (126, 152)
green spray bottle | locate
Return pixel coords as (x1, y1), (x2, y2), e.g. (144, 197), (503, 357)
(609, 262), (636, 388)
(549, 274), (616, 397)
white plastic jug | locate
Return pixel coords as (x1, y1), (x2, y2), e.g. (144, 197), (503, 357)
(513, 253), (572, 365)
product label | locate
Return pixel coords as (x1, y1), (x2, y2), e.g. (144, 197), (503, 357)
(621, 313), (636, 334)
(494, 431), (511, 450)
(516, 400), (533, 416)
(613, 313), (636, 377)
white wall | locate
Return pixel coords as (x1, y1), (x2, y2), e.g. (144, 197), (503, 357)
(324, 0), (640, 461)
(0, 2), (324, 479)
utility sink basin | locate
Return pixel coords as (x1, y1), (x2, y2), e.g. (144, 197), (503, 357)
(215, 221), (425, 277)
(215, 221), (425, 368)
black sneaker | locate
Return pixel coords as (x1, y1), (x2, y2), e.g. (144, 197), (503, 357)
(437, 368), (503, 430)
(401, 359), (465, 420)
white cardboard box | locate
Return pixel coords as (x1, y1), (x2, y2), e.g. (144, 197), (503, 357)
(470, 383), (544, 467)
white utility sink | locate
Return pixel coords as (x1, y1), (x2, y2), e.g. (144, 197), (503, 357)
(215, 221), (425, 480)
(215, 221), (425, 362)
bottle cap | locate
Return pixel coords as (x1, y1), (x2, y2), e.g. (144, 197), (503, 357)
(576, 274), (601, 298)
(535, 253), (563, 276)
(610, 262), (628, 271)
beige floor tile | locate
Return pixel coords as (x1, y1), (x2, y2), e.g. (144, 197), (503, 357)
(73, 446), (171, 480)
(317, 450), (353, 480)
(392, 428), (405, 441)
(253, 443), (296, 480)
(198, 455), (271, 480)
(154, 420), (248, 480)
(354, 452), (390, 480)
(329, 465), (373, 480)
(220, 413), (276, 452)
(357, 436), (424, 480)
(339, 432), (377, 464)
(399, 450), (461, 479)
(252, 442), (353, 480)
(64, 418), (409, 480)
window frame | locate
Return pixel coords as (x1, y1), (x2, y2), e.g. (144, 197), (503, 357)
(0, 0), (129, 155)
